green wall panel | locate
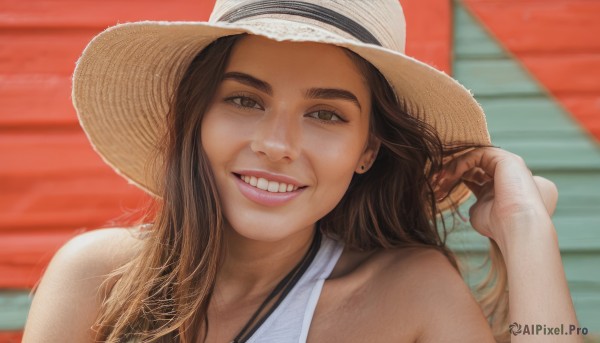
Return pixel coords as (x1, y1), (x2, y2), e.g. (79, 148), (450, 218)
(453, 0), (600, 335)
(454, 0), (504, 59)
(478, 97), (581, 135)
(495, 138), (600, 169)
(2, 0), (598, 338)
(454, 251), (600, 333)
(0, 291), (30, 331)
(454, 59), (543, 96)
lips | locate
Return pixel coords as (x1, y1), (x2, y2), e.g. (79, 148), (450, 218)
(232, 171), (307, 207)
(238, 174), (299, 193)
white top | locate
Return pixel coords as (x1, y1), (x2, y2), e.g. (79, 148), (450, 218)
(127, 234), (345, 343)
(247, 234), (345, 342)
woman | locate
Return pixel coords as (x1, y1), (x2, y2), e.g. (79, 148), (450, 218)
(23, 1), (580, 342)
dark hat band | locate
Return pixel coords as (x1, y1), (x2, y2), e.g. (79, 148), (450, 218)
(218, 0), (382, 46)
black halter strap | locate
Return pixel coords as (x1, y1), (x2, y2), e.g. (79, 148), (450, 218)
(230, 227), (323, 343)
(218, 0), (382, 46)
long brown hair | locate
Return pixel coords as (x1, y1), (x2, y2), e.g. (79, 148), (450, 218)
(93, 34), (509, 342)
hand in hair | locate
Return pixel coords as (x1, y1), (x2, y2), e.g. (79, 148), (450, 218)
(433, 146), (582, 343)
(433, 146), (558, 242)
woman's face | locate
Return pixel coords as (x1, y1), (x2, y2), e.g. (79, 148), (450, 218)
(201, 35), (378, 242)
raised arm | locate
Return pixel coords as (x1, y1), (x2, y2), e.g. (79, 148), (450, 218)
(435, 147), (582, 342)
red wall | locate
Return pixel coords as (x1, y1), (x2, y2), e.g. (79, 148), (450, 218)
(464, 0), (600, 142)
(0, 0), (450, 289)
(1, 0), (216, 291)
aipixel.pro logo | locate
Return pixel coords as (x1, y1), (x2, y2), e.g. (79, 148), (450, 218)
(509, 322), (588, 336)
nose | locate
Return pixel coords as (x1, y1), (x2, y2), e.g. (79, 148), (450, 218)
(250, 110), (301, 162)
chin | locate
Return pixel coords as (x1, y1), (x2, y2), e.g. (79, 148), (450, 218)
(223, 211), (315, 243)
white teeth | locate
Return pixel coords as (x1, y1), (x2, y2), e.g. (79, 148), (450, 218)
(267, 181), (279, 192)
(278, 183), (287, 192)
(239, 174), (299, 193)
(256, 178), (269, 191)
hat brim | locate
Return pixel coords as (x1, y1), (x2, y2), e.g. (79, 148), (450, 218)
(73, 20), (489, 212)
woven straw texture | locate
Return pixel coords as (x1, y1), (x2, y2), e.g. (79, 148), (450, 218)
(72, 0), (491, 211)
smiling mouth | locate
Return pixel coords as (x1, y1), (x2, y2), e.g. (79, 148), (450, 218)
(233, 173), (306, 193)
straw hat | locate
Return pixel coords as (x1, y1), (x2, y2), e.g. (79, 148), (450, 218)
(72, 0), (491, 211)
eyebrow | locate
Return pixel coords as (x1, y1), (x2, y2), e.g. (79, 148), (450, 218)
(222, 71), (362, 111)
(223, 72), (273, 95)
(305, 88), (362, 111)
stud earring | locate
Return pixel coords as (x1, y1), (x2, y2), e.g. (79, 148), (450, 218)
(361, 165), (365, 171)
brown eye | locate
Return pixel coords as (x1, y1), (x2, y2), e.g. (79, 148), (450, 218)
(228, 96), (263, 110)
(308, 110), (342, 122)
(240, 97), (258, 108)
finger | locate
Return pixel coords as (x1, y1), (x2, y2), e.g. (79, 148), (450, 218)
(469, 201), (493, 238)
(442, 147), (538, 196)
(436, 168), (489, 200)
(461, 167), (492, 186)
(435, 148), (501, 199)
(533, 176), (558, 216)
(444, 147), (515, 182)
(462, 179), (485, 199)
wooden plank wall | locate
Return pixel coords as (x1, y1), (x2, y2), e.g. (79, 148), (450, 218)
(3, 0), (598, 340)
(451, 0), (600, 339)
(0, 1), (215, 340)
(0, 0), (451, 340)
(463, 0), (600, 142)
(0, 0), (216, 288)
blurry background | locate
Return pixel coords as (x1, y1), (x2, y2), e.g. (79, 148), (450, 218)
(0, 0), (599, 341)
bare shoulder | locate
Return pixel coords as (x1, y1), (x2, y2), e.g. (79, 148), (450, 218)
(360, 247), (496, 342)
(358, 247), (467, 313)
(40, 227), (145, 283)
(22, 227), (146, 343)
(56, 227), (144, 269)
(371, 246), (465, 289)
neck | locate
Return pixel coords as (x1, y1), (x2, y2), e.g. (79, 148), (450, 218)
(215, 223), (317, 303)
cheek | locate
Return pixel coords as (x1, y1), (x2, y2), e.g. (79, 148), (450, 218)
(200, 108), (249, 166)
(200, 112), (223, 164)
(304, 127), (367, 196)
(200, 125), (216, 168)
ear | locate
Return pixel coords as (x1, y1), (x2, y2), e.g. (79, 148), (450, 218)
(355, 135), (381, 174)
